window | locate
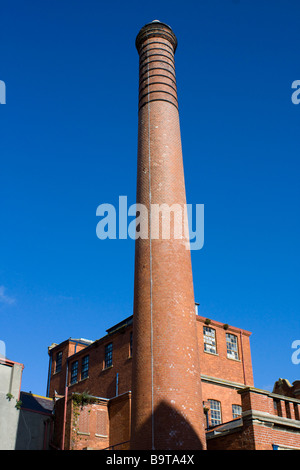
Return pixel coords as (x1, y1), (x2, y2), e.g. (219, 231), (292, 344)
(130, 332), (133, 357)
(232, 404), (242, 419)
(226, 333), (239, 360)
(208, 399), (222, 427)
(55, 351), (62, 373)
(70, 360), (78, 384)
(203, 326), (217, 354)
(78, 406), (90, 434)
(81, 355), (89, 379)
(96, 410), (108, 437)
(104, 343), (113, 368)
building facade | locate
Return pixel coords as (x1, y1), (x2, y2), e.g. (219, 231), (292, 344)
(46, 312), (300, 450)
(46, 310), (256, 450)
(0, 358), (54, 450)
(0, 358), (24, 450)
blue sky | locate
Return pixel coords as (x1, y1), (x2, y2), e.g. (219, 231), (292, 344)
(0, 0), (299, 396)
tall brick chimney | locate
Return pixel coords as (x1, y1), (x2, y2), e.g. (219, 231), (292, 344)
(130, 21), (206, 450)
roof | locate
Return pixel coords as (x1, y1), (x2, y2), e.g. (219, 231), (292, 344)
(48, 337), (94, 354)
(206, 418), (243, 438)
(106, 315), (133, 335)
(20, 392), (54, 415)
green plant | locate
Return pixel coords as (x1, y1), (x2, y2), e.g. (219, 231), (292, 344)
(72, 391), (96, 408)
(6, 393), (22, 410)
(15, 400), (22, 410)
(204, 318), (211, 325)
(71, 391), (96, 450)
(223, 324), (229, 330)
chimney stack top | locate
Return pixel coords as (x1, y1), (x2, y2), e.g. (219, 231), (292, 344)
(136, 20), (177, 53)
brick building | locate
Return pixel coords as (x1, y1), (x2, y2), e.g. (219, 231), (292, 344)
(46, 21), (300, 450)
(46, 311), (300, 450)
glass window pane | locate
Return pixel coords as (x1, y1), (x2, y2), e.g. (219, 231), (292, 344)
(105, 343), (113, 368)
(55, 351), (62, 373)
(232, 404), (242, 419)
(81, 355), (89, 379)
(203, 327), (217, 354)
(208, 399), (221, 427)
(70, 360), (78, 384)
(226, 333), (239, 360)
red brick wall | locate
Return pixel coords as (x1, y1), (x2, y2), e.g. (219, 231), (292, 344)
(131, 20), (206, 451)
(67, 328), (133, 399)
(202, 382), (242, 425)
(197, 316), (254, 386)
(207, 388), (300, 450)
(66, 397), (109, 450)
(207, 418), (300, 451)
(48, 328), (133, 400)
(109, 392), (131, 449)
(207, 424), (256, 450)
(54, 392), (132, 450)
(48, 317), (255, 437)
(48, 340), (91, 397)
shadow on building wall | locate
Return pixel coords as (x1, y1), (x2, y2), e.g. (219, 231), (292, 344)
(131, 400), (204, 450)
(15, 392), (53, 450)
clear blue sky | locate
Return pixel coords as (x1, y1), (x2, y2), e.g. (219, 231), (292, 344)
(1, 0), (299, 396)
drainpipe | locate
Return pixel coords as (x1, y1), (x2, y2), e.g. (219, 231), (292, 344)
(46, 352), (52, 397)
(43, 420), (48, 450)
(61, 360), (69, 450)
(116, 373), (119, 396)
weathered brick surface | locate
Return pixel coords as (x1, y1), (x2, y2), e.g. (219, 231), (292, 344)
(48, 327), (133, 400)
(196, 316), (254, 387)
(131, 21), (206, 451)
(109, 392), (131, 450)
(67, 398), (109, 450)
(208, 388), (300, 450)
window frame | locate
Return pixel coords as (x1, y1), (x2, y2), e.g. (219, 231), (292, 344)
(55, 351), (62, 373)
(81, 355), (89, 380)
(232, 404), (242, 419)
(208, 399), (222, 427)
(70, 360), (78, 385)
(104, 342), (113, 369)
(226, 333), (239, 360)
(203, 326), (217, 355)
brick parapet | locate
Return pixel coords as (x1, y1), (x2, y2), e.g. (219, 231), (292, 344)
(238, 386), (300, 421)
